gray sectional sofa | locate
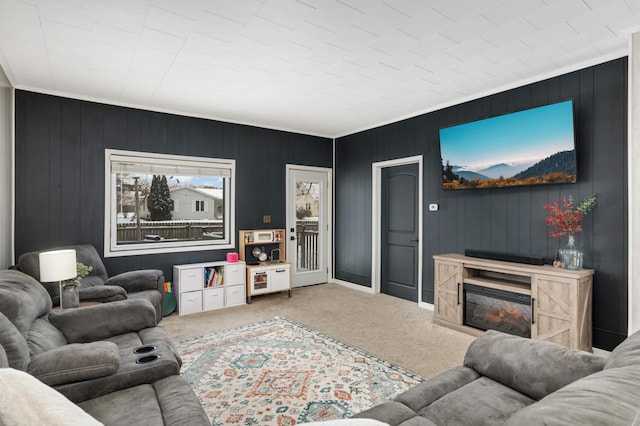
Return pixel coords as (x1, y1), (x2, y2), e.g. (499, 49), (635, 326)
(355, 329), (640, 425)
(0, 269), (208, 425)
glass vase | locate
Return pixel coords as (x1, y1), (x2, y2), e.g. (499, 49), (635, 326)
(61, 285), (79, 309)
(559, 235), (583, 270)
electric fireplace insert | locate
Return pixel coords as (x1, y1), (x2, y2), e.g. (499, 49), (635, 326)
(464, 283), (532, 338)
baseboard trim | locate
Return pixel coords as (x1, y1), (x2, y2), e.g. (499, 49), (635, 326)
(332, 279), (375, 294)
(419, 301), (434, 311)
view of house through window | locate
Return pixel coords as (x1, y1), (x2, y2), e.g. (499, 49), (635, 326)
(105, 149), (235, 257)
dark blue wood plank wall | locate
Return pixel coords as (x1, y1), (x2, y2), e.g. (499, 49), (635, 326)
(335, 58), (628, 350)
(14, 91), (333, 283)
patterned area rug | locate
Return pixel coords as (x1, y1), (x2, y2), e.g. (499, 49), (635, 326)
(177, 316), (424, 425)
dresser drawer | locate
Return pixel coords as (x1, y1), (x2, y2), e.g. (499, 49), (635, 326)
(225, 285), (245, 307)
(224, 263), (246, 285)
(179, 291), (202, 315)
(203, 287), (224, 311)
(179, 268), (203, 293)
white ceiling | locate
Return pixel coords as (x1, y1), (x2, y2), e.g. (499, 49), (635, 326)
(0, 0), (638, 138)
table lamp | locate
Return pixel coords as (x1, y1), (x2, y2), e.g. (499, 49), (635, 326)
(39, 249), (77, 309)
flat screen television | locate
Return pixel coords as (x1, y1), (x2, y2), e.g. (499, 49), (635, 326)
(439, 100), (577, 190)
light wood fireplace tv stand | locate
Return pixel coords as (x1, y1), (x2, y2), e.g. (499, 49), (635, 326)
(433, 253), (594, 352)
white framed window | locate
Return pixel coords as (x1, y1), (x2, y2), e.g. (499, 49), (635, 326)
(104, 149), (235, 257)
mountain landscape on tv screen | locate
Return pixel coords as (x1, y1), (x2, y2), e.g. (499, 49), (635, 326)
(442, 150), (576, 190)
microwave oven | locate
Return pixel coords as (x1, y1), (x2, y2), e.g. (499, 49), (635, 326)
(255, 230), (277, 243)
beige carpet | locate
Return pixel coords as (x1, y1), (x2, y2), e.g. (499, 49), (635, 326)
(160, 283), (476, 378)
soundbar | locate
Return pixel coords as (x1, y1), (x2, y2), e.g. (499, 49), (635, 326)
(464, 249), (545, 266)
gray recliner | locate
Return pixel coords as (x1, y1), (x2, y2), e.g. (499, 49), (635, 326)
(16, 243), (165, 323)
(0, 269), (181, 403)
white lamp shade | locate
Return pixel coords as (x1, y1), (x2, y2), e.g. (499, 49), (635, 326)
(39, 249), (77, 282)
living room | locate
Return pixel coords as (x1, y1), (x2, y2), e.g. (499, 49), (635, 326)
(1, 1), (640, 425)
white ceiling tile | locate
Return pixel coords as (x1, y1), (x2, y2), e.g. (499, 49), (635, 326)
(524, 0), (591, 29)
(568, 1), (632, 34)
(285, 20), (335, 50)
(183, 32), (231, 58)
(382, 0), (431, 17)
(409, 34), (458, 59)
(381, 49), (430, 71)
(101, 0), (150, 14)
(194, 12), (244, 42)
(481, 17), (539, 47)
(397, 8), (452, 41)
(241, 16), (291, 45)
(447, 38), (496, 61)
(305, 2), (363, 33)
(352, 3), (409, 36)
(41, 19), (92, 44)
(327, 25), (378, 52)
(92, 2), (146, 34)
(200, 0), (265, 25)
(139, 27), (184, 55)
(35, 0), (94, 31)
(368, 29), (420, 55)
(92, 23), (139, 49)
(333, 0), (382, 15)
(558, 25), (617, 53)
(0, 0), (40, 32)
(482, 40), (532, 63)
(256, 0), (316, 29)
(432, 0), (500, 23)
(481, 0), (546, 25)
(144, 5), (197, 38)
(519, 22), (578, 50)
(628, 0), (640, 14)
(440, 13), (497, 44)
(515, 44), (568, 66)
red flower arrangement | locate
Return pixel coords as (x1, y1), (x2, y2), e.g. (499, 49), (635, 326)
(544, 194), (597, 238)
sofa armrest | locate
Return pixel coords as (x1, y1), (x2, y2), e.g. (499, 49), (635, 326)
(27, 341), (119, 386)
(49, 299), (157, 343)
(464, 330), (606, 400)
(79, 285), (127, 303)
(105, 270), (164, 294)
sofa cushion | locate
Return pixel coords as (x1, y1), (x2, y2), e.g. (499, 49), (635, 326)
(27, 317), (68, 355)
(464, 330), (606, 400)
(418, 376), (534, 426)
(0, 312), (30, 370)
(79, 375), (210, 426)
(353, 401), (424, 426)
(604, 330), (640, 369)
(394, 366), (479, 411)
(27, 341), (120, 386)
(504, 364), (640, 425)
(0, 270), (52, 334)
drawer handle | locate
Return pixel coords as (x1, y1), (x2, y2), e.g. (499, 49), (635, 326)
(532, 298), (536, 324)
(275, 269), (286, 273)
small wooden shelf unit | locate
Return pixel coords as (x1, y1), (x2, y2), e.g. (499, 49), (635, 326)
(433, 253), (594, 352)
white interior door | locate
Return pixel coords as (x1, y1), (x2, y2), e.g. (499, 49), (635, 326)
(286, 166), (330, 287)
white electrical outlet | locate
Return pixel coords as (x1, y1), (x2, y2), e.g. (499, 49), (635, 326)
(429, 203), (439, 211)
